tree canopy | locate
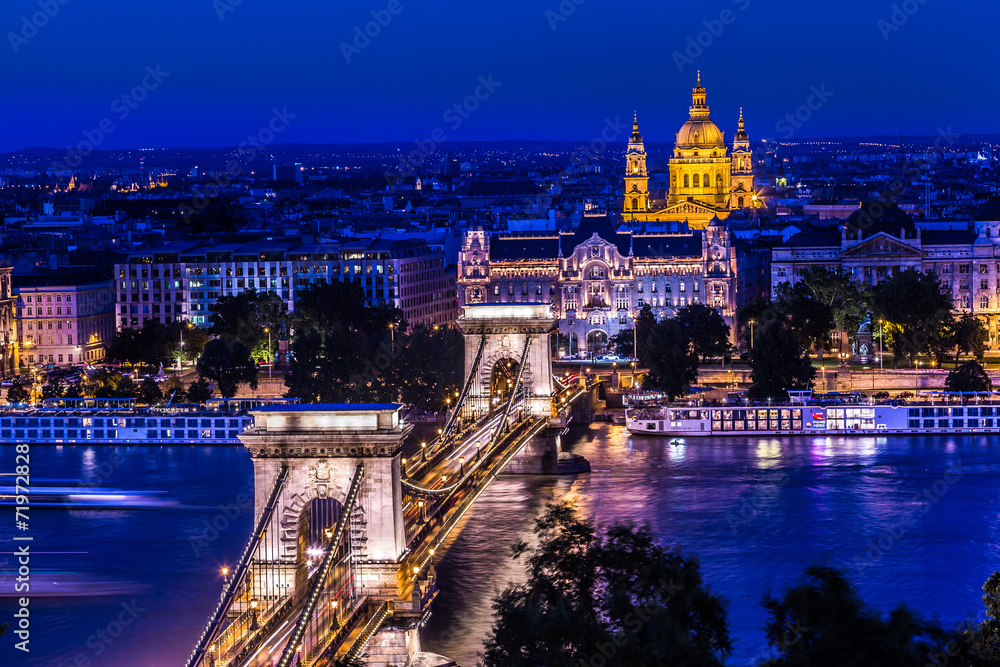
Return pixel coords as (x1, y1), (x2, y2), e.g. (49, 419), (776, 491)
(748, 318), (815, 401)
(6, 382), (30, 404)
(675, 303), (730, 362)
(870, 269), (953, 365)
(196, 338), (258, 399)
(208, 289), (287, 363)
(482, 503), (732, 667)
(945, 360), (993, 393)
(643, 318), (699, 401)
(761, 565), (983, 666)
(284, 280), (462, 409)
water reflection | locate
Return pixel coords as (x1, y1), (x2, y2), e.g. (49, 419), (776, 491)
(422, 424), (1000, 666)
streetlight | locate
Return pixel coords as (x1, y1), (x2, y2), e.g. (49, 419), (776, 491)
(748, 319), (756, 350)
(459, 456), (465, 476)
(389, 322), (395, 344)
(264, 327), (272, 379)
(178, 320), (192, 371)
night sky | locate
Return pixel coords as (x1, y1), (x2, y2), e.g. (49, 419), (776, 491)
(1, 0), (998, 152)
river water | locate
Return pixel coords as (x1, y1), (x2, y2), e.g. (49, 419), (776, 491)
(3, 425), (999, 665)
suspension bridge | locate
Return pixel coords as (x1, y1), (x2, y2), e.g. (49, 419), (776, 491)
(182, 304), (594, 667)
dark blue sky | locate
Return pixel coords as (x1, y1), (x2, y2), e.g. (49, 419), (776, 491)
(1, 0), (997, 152)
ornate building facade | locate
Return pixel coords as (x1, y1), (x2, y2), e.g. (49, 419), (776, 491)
(624, 74), (764, 229)
(772, 201), (1000, 350)
(457, 216), (767, 357)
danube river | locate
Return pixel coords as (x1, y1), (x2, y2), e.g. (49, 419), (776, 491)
(3, 425), (999, 665)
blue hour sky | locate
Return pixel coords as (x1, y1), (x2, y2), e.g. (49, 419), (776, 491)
(0, 0), (997, 152)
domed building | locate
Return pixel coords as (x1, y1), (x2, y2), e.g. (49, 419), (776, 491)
(623, 73), (765, 229)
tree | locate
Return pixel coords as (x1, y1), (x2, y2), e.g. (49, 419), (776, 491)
(783, 266), (870, 340)
(116, 376), (139, 399)
(6, 382), (30, 404)
(975, 571), (1000, 660)
(871, 269), (953, 366)
(41, 380), (64, 400)
(482, 503), (731, 667)
(139, 377), (164, 405)
(634, 302), (656, 366)
(64, 384), (84, 399)
(952, 314), (988, 366)
(209, 289), (288, 362)
(187, 377), (214, 405)
(945, 360), (993, 393)
(761, 565), (980, 666)
(197, 338), (258, 399)
(748, 318), (815, 401)
(643, 319), (698, 401)
(106, 328), (142, 366)
(284, 281), (463, 410)
(676, 303), (730, 362)
(779, 293), (835, 354)
(177, 323), (209, 363)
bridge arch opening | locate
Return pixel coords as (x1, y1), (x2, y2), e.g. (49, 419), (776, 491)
(490, 358), (520, 407)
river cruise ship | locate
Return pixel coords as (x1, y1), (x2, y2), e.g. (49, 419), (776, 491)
(0, 397), (300, 445)
(625, 393), (1000, 437)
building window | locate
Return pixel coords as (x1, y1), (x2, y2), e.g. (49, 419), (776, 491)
(981, 296), (990, 309)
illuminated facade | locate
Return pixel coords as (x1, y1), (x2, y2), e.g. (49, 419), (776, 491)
(457, 216), (767, 356)
(772, 201), (1000, 350)
(14, 270), (115, 366)
(0, 266), (16, 376)
(623, 73), (764, 229)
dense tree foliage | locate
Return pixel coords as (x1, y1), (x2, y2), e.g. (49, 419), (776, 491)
(284, 281), (462, 409)
(643, 319), (699, 401)
(760, 565), (985, 666)
(784, 266), (870, 337)
(946, 360), (993, 393)
(197, 338), (258, 398)
(106, 320), (205, 368)
(6, 382), (30, 404)
(748, 318), (815, 401)
(871, 269), (953, 366)
(208, 289), (287, 363)
(612, 304), (658, 364)
(186, 377), (214, 404)
(975, 571), (1000, 660)
(482, 503), (732, 667)
(676, 303), (730, 362)
(139, 376), (164, 405)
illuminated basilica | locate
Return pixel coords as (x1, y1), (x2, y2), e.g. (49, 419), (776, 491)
(624, 73), (764, 229)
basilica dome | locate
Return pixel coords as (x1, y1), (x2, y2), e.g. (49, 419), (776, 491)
(675, 118), (726, 149)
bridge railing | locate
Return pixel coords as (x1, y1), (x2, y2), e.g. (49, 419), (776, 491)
(275, 461), (366, 667)
(184, 465), (290, 667)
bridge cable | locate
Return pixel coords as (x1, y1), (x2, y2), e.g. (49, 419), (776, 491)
(276, 461), (366, 667)
(184, 464), (289, 667)
(439, 334), (486, 444)
(492, 335), (532, 444)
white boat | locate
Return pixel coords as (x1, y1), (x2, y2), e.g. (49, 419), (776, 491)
(626, 399), (1000, 437)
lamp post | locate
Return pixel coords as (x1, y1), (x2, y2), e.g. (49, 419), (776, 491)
(389, 322), (394, 345)
(177, 321), (192, 371)
(878, 319), (884, 371)
(748, 319), (756, 351)
(264, 327), (272, 379)
(915, 360), (921, 397)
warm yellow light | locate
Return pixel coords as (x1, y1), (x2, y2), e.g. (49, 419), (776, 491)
(221, 566), (229, 576)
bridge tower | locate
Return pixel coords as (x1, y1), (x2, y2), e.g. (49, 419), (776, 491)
(240, 405), (413, 633)
(458, 303), (558, 420)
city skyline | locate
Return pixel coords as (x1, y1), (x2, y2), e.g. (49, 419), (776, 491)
(2, 0), (999, 153)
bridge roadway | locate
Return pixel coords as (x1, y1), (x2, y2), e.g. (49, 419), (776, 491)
(201, 381), (590, 667)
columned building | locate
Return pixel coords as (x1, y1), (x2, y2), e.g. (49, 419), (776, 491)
(457, 216), (766, 357)
(623, 73), (764, 229)
(772, 201), (1000, 349)
(0, 266), (17, 376)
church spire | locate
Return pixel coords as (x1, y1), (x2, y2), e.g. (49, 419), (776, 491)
(630, 111), (642, 142)
(690, 72), (708, 118)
